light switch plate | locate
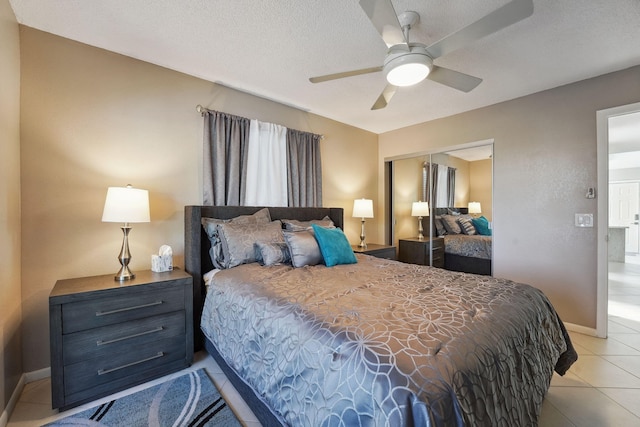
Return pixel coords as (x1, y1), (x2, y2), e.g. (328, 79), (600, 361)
(575, 213), (593, 227)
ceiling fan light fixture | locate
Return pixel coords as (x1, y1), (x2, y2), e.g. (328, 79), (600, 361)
(383, 46), (433, 87)
(386, 62), (430, 86)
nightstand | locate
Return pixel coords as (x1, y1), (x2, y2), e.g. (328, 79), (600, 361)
(398, 237), (445, 268)
(49, 269), (193, 410)
(352, 244), (396, 260)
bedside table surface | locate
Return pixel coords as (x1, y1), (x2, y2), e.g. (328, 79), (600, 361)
(352, 244), (396, 260)
(51, 269), (191, 300)
(399, 237), (443, 242)
(351, 243), (394, 253)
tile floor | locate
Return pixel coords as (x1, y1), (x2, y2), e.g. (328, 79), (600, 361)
(7, 260), (640, 426)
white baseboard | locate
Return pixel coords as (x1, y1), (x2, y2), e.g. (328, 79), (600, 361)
(565, 321), (598, 337)
(0, 367), (51, 427)
(25, 366), (51, 383)
(0, 373), (26, 427)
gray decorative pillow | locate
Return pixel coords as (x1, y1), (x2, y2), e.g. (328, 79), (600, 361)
(458, 217), (477, 235)
(201, 208), (271, 269)
(441, 214), (462, 234)
(217, 220), (283, 268)
(255, 241), (291, 266)
(281, 217), (335, 231)
(434, 216), (447, 236)
(283, 229), (323, 268)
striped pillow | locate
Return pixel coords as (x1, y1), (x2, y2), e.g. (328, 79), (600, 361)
(458, 217), (477, 235)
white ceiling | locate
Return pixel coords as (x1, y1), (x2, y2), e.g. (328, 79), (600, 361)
(9, 0), (640, 134)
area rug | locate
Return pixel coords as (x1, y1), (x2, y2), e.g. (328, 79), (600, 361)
(44, 369), (242, 426)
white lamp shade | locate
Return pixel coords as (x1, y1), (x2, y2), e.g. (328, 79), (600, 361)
(102, 186), (150, 223)
(411, 201), (430, 217)
(468, 202), (482, 214)
(352, 198), (374, 218)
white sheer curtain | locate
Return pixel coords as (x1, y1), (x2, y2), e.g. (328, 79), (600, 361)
(244, 119), (288, 206)
(436, 165), (450, 207)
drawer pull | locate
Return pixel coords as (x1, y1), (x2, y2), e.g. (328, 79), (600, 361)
(97, 352), (164, 375)
(95, 301), (163, 317)
(96, 327), (164, 346)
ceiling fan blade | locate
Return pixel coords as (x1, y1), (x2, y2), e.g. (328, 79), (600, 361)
(425, 0), (533, 59)
(427, 66), (482, 93)
(371, 84), (398, 110)
(359, 0), (406, 47)
(309, 66), (383, 83)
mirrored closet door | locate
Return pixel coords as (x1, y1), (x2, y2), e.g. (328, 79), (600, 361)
(387, 143), (493, 275)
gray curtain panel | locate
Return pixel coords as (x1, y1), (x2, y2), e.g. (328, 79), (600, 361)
(423, 162), (455, 208)
(424, 162), (439, 208)
(286, 129), (322, 207)
(202, 109), (322, 207)
(447, 166), (456, 208)
(203, 111), (250, 206)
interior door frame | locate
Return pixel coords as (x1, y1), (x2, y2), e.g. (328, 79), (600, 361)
(596, 101), (640, 338)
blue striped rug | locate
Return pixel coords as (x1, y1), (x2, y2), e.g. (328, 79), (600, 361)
(44, 369), (242, 426)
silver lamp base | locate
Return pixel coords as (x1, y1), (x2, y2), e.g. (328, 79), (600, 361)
(358, 218), (367, 248)
(114, 225), (135, 281)
(417, 216), (424, 240)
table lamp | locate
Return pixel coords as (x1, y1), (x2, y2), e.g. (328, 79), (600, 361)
(102, 185), (150, 281)
(353, 198), (374, 248)
(411, 201), (430, 240)
(468, 202), (482, 216)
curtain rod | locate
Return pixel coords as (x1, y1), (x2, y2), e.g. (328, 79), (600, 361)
(196, 105), (324, 140)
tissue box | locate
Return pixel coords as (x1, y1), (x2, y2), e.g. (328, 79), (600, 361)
(151, 254), (173, 272)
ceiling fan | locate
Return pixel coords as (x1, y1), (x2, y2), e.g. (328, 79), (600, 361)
(309, 0), (534, 110)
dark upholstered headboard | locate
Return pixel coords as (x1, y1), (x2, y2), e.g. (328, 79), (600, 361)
(184, 205), (344, 349)
(434, 207), (469, 215)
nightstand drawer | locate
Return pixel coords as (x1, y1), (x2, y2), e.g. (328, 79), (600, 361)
(63, 311), (186, 365)
(64, 337), (186, 396)
(398, 237), (445, 268)
(431, 238), (444, 250)
(62, 285), (185, 334)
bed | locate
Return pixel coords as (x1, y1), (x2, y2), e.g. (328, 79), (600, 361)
(434, 208), (492, 275)
(185, 205), (577, 427)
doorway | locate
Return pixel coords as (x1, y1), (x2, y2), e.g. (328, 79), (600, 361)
(596, 102), (640, 337)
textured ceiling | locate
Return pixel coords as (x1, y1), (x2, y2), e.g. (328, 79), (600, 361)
(9, 0), (640, 134)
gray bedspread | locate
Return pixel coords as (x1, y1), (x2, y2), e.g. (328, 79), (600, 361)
(201, 254), (576, 426)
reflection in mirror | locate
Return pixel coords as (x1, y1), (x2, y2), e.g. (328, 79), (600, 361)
(389, 143), (493, 275)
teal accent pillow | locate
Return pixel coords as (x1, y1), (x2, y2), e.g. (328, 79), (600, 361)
(471, 216), (492, 236)
(311, 224), (357, 267)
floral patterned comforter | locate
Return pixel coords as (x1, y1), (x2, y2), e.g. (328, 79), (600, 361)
(444, 234), (492, 259)
(201, 255), (576, 426)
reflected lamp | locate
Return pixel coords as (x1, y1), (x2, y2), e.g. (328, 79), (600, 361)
(352, 198), (374, 248)
(411, 201), (430, 240)
(468, 202), (482, 216)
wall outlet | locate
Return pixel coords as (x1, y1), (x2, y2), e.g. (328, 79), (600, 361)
(575, 213), (593, 227)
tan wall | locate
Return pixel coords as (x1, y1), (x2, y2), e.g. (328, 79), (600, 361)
(0, 0), (22, 414)
(19, 27), (378, 372)
(379, 66), (640, 329)
(469, 159), (493, 221)
(391, 155), (426, 245)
